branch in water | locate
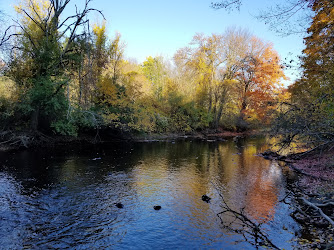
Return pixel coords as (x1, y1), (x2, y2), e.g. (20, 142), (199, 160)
(216, 193), (280, 249)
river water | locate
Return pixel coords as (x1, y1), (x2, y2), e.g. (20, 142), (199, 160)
(0, 137), (299, 249)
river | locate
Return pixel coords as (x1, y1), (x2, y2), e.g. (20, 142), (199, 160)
(0, 136), (299, 249)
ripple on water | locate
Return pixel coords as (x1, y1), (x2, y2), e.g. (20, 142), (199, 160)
(0, 139), (299, 249)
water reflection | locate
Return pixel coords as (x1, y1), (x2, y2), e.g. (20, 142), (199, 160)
(0, 137), (298, 249)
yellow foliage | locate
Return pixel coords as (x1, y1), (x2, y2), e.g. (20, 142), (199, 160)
(92, 21), (107, 50)
(98, 76), (118, 103)
(15, 0), (51, 17)
(0, 77), (17, 101)
(14, 0), (52, 37)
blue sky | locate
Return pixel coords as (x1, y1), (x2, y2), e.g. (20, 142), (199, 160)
(1, 0), (306, 84)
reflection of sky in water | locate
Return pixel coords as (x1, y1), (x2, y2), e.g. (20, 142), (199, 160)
(0, 138), (298, 249)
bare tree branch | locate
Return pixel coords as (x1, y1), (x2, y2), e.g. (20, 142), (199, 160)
(211, 0), (242, 11)
(211, 0), (314, 35)
(0, 26), (15, 47)
(217, 192), (280, 249)
(18, 7), (46, 32)
(29, 0), (47, 26)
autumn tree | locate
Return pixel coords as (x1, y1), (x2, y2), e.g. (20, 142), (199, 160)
(71, 21), (112, 110)
(92, 31), (161, 133)
(273, 0), (334, 148)
(292, 0), (334, 99)
(174, 29), (285, 130)
(141, 56), (167, 101)
(95, 30), (126, 106)
(246, 45), (285, 121)
(4, 0), (103, 134)
(215, 28), (251, 129)
(234, 38), (285, 130)
(174, 33), (226, 128)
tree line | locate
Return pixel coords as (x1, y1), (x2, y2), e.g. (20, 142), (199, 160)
(0, 0), (288, 138)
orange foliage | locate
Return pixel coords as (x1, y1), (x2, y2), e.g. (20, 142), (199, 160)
(238, 41), (286, 122)
(290, 0), (334, 100)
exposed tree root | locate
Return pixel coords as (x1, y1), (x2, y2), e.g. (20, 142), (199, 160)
(0, 130), (57, 150)
(300, 197), (334, 227)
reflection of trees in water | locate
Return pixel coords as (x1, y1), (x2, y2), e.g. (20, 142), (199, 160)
(211, 139), (282, 223)
(145, 138), (286, 247)
(208, 138), (288, 248)
(0, 138), (293, 248)
(217, 192), (280, 249)
(159, 138), (284, 225)
(243, 161), (282, 222)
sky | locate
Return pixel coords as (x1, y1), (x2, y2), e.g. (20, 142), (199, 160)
(0, 0), (307, 85)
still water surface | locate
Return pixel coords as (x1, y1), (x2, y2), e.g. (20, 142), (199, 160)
(0, 137), (299, 249)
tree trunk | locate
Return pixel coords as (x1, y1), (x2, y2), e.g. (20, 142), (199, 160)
(30, 106), (40, 131)
(215, 104), (224, 129)
(79, 68), (82, 106)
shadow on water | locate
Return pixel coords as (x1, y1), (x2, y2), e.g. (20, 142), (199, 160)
(0, 136), (299, 249)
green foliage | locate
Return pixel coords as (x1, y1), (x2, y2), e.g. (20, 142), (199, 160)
(51, 107), (106, 136)
(154, 113), (169, 132)
(271, 94), (334, 150)
(0, 97), (15, 128)
(168, 100), (212, 132)
(51, 119), (78, 136)
(19, 76), (66, 113)
(142, 56), (166, 100)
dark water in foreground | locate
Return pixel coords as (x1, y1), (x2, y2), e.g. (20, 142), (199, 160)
(0, 137), (299, 249)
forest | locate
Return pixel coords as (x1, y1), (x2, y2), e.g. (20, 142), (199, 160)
(0, 0), (333, 151)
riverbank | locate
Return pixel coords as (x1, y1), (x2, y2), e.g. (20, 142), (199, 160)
(0, 128), (257, 152)
(132, 129), (257, 142)
(262, 148), (334, 249)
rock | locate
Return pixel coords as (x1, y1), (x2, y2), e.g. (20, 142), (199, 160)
(202, 195), (211, 203)
(115, 203), (124, 208)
